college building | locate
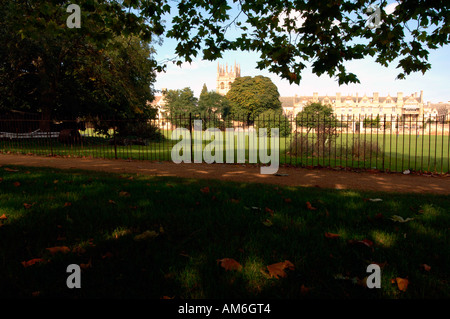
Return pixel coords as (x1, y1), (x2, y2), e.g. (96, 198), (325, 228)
(280, 91), (449, 123)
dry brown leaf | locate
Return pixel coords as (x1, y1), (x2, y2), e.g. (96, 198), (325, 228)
(300, 284), (311, 295)
(4, 167), (19, 172)
(420, 264), (431, 272)
(266, 260), (295, 279)
(0, 213), (7, 220)
(46, 246), (70, 255)
(306, 202), (317, 210)
(13, 181), (21, 187)
(80, 260), (92, 270)
(119, 191), (130, 197)
(64, 202), (72, 207)
(217, 258), (242, 271)
(200, 186), (210, 194)
(324, 232), (340, 239)
(23, 203), (33, 209)
(265, 207), (274, 215)
(21, 258), (45, 267)
(395, 277), (409, 292)
(230, 198), (240, 204)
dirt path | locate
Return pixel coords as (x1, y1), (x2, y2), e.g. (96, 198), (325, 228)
(1, 154), (449, 195)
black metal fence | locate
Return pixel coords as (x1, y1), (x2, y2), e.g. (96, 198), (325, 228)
(1, 113), (449, 174)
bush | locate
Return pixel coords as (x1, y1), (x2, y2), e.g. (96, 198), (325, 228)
(255, 109), (292, 137)
(117, 119), (163, 141)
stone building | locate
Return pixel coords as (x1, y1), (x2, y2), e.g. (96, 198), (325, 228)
(216, 62), (241, 96)
(280, 91), (443, 123)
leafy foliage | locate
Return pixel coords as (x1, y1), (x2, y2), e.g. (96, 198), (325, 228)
(161, 0), (450, 84)
(0, 0), (160, 124)
(255, 109), (292, 137)
(226, 76), (282, 123)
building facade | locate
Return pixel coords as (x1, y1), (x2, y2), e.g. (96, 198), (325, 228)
(280, 91), (443, 122)
(216, 62), (241, 96)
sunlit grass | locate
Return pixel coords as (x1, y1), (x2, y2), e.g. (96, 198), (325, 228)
(0, 165), (448, 299)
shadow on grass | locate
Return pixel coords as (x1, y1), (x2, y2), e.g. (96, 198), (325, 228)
(0, 165), (448, 299)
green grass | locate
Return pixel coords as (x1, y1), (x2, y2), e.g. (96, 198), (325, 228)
(0, 165), (448, 298)
(1, 131), (449, 173)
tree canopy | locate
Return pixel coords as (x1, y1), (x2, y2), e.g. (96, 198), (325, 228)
(159, 0), (450, 85)
(226, 75), (282, 122)
(198, 84), (231, 118)
(2, 0), (449, 124)
(0, 0), (160, 126)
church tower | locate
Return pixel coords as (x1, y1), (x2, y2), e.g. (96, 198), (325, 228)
(216, 61), (241, 95)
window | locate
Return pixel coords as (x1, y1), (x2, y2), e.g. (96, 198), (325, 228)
(220, 82), (224, 89)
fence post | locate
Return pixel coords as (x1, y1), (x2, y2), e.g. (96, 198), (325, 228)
(113, 119), (117, 160)
(189, 112), (193, 162)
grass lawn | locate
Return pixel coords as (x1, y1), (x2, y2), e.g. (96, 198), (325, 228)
(1, 131), (449, 173)
(0, 165), (448, 299)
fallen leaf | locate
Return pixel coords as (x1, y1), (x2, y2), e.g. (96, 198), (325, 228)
(119, 191), (130, 197)
(53, 180), (59, 184)
(134, 230), (159, 241)
(0, 214), (7, 220)
(265, 207), (274, 215)
(262, 219), (273, 227)
(420, 264), (431, 272)
(102, 252), (113, 259)
(21, 258), (45, 267)
(230, 198), (240, 204)
(284, 198), (292, 203)
(46, 246), (70, 255)
(325, 232), (340, 239)
(200, 186), (210, 194)
(13, 181), (21, 187)
(390, 215), (414, 223)
(4, 167), (19, 172)
(217, 258), (242, 271)
(80, 260), (92, 269)
(108, 199), (116, 205)
(300, 284), (311, 295)
(266, 260), (295, 279)
(395, 277), (409, 292)
(306, 202), (317, 210)
(64, 202), (72, 207)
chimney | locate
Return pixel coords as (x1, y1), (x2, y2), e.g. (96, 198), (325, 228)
(373, 92), (379, 103)
(397, 92), (403, 106)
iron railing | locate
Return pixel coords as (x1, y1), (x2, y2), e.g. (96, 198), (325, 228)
(0, 113), (449, 174)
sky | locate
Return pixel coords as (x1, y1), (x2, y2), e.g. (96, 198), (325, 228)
(153, 2), (450, 104)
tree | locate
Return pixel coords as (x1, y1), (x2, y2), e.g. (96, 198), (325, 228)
(363, 115), (381, 128)
(255, 109), (292, 137)
(294, 102), (340, 154)
(164, 87), (198, 127)
(198, 84), (231, 118)
(226, 75), (281, 123)
(160, 0), (450, 85)
(0, 0), (161, 130)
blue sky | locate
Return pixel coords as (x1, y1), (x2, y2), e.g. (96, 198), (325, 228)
(153, 2), (450, 103)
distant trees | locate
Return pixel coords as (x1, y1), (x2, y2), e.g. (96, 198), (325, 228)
(0, 0), (159, 131)
(226, 76), (282, 123)
(198, 84), (231, 118)
(255, 109), (292, 137)
(292, 102), (340, 155)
